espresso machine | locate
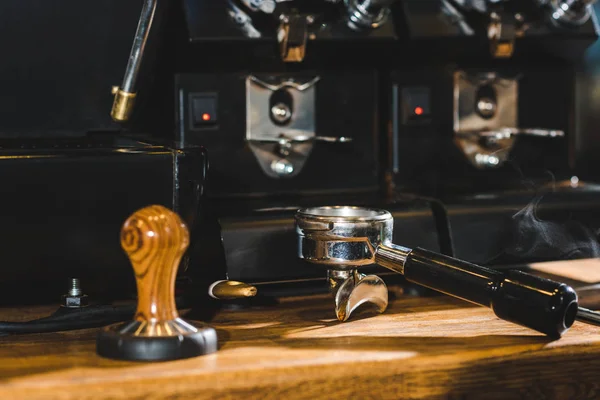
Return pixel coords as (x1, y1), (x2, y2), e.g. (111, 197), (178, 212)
(160, 0), (600, 292)
(2, 0), (600, 323)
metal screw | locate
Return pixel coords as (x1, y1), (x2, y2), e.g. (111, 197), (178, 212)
(68, 278), (82, 297)
(61, 278), (88, 308)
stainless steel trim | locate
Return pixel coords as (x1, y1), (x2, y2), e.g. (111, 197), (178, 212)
(297, 206), (391, 222)
(375, 244), (412, 275)
(249, 76), (320, 92)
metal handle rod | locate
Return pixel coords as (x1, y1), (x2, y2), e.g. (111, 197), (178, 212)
(120, 0), (158, 93)
(577, 307), (600, 326)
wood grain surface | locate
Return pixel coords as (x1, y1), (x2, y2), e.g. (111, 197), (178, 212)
(0, 290), (599, 399)
(120, 205), (189, 322)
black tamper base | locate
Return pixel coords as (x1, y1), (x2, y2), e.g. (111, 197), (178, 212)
(96, 319), (218, 362)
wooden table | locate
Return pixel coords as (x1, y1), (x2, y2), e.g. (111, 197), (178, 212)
(1, 291), (599, 400)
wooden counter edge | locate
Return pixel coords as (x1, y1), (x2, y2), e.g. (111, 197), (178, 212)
(1, 333), (598, 400)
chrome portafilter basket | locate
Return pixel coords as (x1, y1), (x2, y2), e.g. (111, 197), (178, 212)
(296, 206), (580, 338)
(295, 206), (405, 321)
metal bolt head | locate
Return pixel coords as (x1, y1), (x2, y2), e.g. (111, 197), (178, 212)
(476, 97), (497, 119)
(474, 153), (500, 167)
(271, 102), (292, 124)
(270, 159), (294, 176)
(61, 294), (89, 308)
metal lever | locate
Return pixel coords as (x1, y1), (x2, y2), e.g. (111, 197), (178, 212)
(111, 0), (158, 122)
(274, 134), (352, 157)
(247, 134), (352, 178)
(314, 136), (353, 143)
(455, 127), (564, 168)
(208, 280), (258, 300)
(273, 135), (353, 144)
(473, 127), (565, 138)
(464, 127), (565, 145)
(249, 133), (352, 146)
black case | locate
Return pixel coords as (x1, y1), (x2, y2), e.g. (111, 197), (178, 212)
(0, 136), (227, 305)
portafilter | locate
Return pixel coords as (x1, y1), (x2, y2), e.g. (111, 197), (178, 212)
(295, 206), (579, 338)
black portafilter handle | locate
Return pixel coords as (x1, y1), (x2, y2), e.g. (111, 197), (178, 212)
(395, 248), (579, 338)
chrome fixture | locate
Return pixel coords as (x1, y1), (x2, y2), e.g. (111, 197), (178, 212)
(295, 207), (392, 321)
(345, 0), (396, 30)
(453, 71), (564, 168)
(539, 0), (598, 27)
(246, 75), (351, 178)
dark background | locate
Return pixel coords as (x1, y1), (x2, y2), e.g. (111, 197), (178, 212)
(576, 4), (600, 182)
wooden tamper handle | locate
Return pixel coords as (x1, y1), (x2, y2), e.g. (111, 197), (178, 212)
(121, 205), (189, 322)
(96, 205), (218, 361)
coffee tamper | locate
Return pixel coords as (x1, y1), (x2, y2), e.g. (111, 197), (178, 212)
(96, 205), (218, 361)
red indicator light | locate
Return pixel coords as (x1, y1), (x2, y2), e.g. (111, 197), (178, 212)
(202, 113), (211, 121)
(414, 107), (424, 116)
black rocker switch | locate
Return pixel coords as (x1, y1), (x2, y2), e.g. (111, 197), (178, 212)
(190, 93), (218, 128)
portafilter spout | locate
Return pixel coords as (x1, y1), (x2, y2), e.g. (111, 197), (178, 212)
(296, 206), (579, 338)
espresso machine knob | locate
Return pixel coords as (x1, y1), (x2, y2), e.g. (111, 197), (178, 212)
(345, 0), (396, 30)
(543, 0), (597, 27)
(96, 205), (218, 361)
